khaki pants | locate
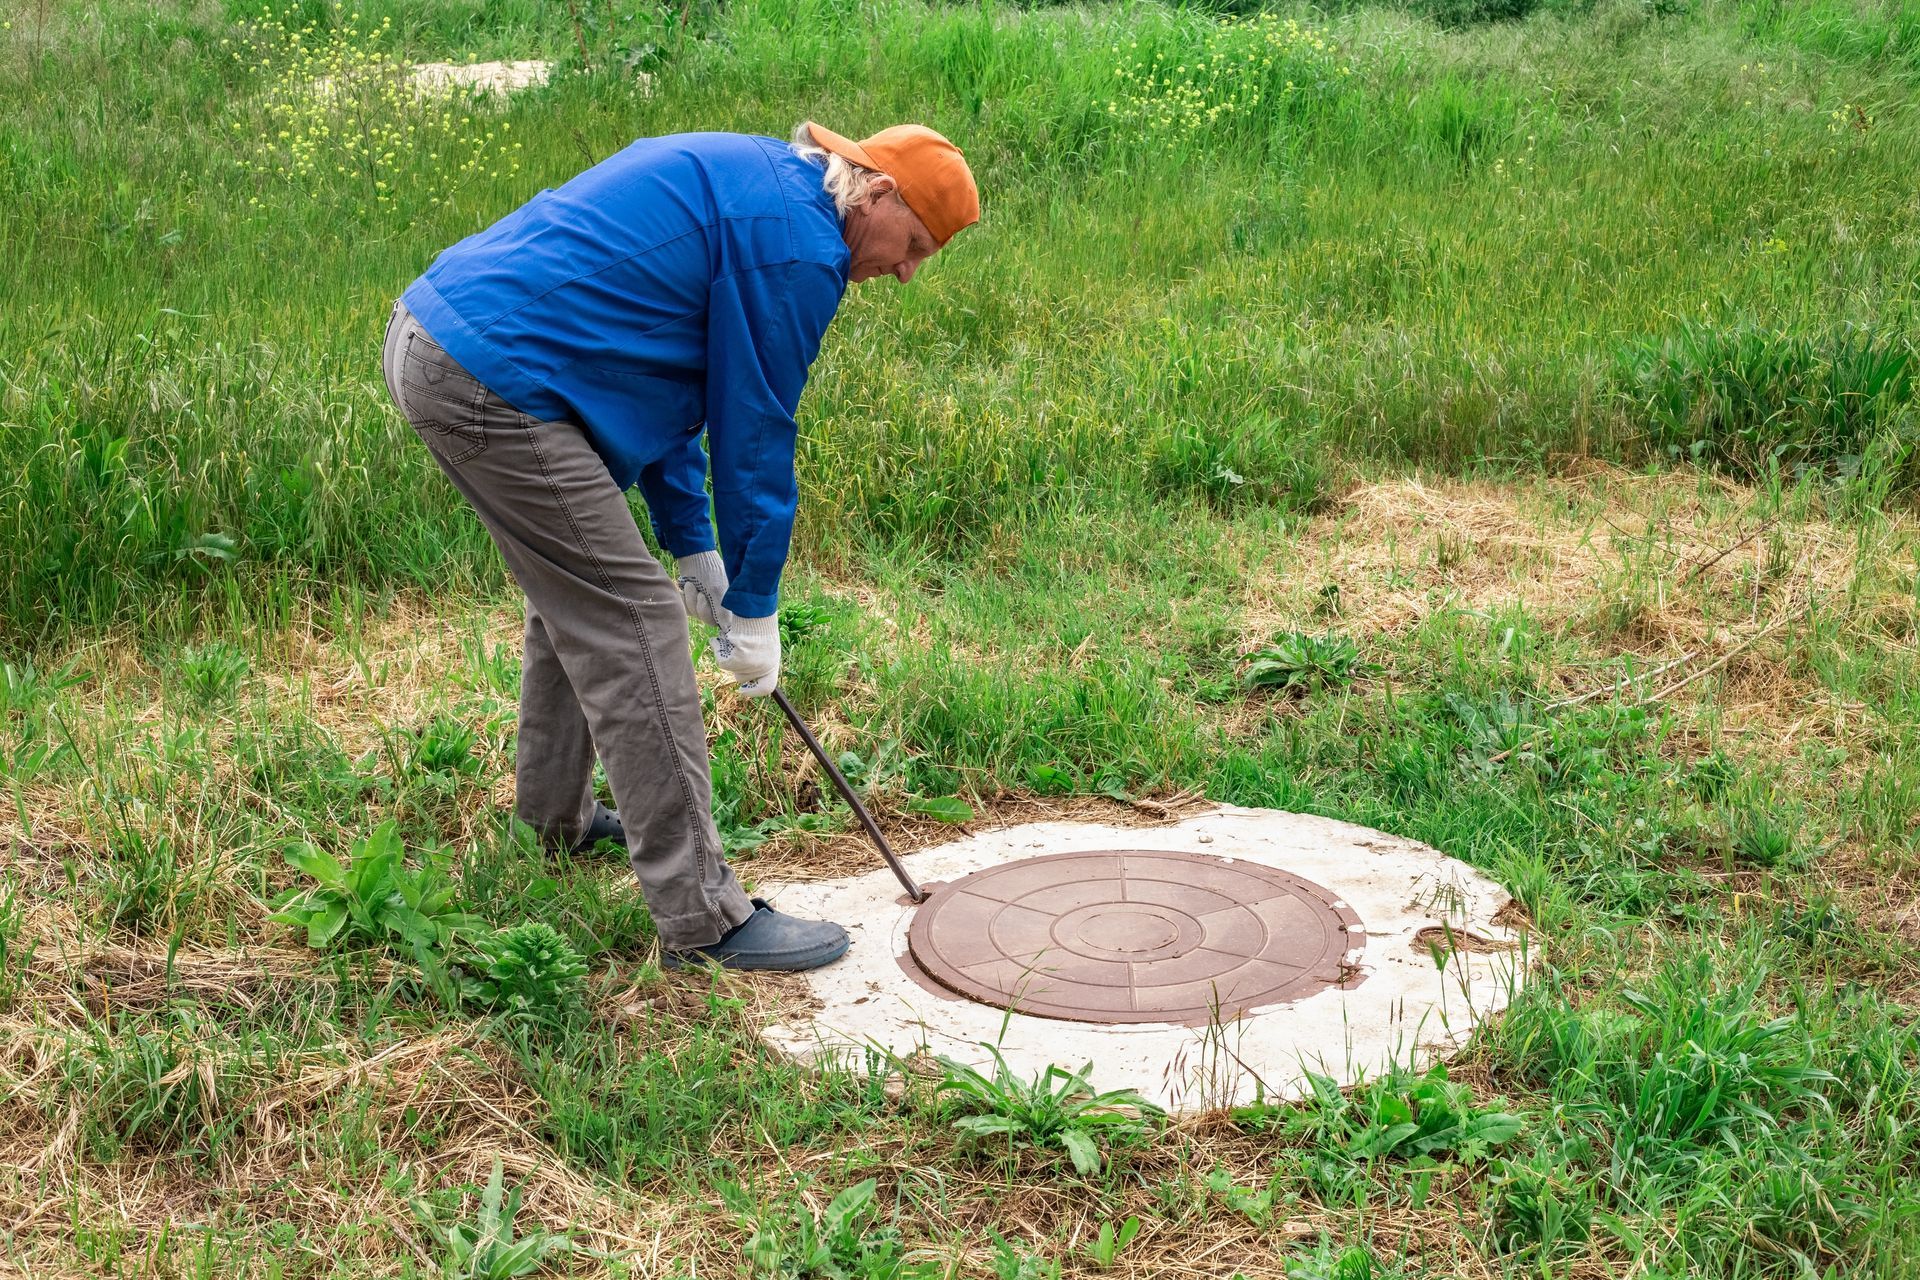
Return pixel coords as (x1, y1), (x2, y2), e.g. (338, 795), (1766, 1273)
(381, 301), (754, 948)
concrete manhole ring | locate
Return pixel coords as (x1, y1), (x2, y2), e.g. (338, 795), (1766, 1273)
(905, 850), (1363, 1025)
(758, 806), (1531, 1113)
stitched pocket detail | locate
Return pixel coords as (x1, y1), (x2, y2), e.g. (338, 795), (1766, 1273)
(400, 332), (488, 463)
(400, 333), (482, 412)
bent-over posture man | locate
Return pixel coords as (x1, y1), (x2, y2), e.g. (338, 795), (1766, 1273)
(381, 123), (978, 970)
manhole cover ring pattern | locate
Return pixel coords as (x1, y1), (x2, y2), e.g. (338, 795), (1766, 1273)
(904, 849), (1364, 1026)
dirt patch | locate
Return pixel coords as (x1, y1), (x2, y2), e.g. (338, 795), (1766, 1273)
(733, 790), (1215, 887)
(407, 59), (551, 96)
(309, 58), (554, 101)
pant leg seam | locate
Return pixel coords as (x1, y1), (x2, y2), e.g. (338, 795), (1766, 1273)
(522, 429), (729, 930)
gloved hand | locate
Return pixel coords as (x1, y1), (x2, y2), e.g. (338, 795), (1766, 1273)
(675, 550), (730, 627)
(711, 613), (780, 698)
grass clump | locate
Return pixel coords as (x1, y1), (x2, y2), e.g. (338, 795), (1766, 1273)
(97, 829), (185, 936)
(175, 639), (250, 706)
(1244, 631), (1376, 696)
(400, 714), (485, 781)
(1621, 323), (1918, 485)
(1607, 965), (1836, 1158)
(1486, 951), (1867, 1267)
(938, 1045), (1163, 1175)
(52, 1009), (266, 1165)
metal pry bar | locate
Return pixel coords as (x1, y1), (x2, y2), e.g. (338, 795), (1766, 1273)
(769, 687), (929, 903)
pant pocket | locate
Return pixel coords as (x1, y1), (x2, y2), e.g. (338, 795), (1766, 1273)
(400, 333), (490, 463)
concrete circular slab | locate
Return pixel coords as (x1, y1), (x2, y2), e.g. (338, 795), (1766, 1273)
(906, 850), (1363, 1025)
(758, 805), (1529, 1113)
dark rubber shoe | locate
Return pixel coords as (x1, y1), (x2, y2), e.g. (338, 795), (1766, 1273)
(664, 899), (850, 972)
(568, 801), (626, 854)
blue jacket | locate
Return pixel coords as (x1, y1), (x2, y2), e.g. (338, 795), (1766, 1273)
(401, 132), (850, 618)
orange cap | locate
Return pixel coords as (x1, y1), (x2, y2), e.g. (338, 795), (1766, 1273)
(803, 121), (980, 247)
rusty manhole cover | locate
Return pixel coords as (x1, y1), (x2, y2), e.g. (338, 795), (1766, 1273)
(904, 850), (1363, 1025)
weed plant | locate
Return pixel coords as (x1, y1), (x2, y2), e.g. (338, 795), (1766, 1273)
(938, 1045), (1163, 1175)
(462, 921), (588, 1024)
(724, 1177), (914, 1279)
(410, 1159), (583, 1279)
(1244, 631), (1376, 695)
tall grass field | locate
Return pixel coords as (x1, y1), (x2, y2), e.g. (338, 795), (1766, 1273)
(3, 0), (1919, 1275)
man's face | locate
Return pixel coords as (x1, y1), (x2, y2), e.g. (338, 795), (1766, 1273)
(843, 178), (939, 284)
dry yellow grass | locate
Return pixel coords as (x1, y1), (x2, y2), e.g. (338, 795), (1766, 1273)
(1244, 465), (1917, 752)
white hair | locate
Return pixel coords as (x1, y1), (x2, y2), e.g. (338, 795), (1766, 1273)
(790, 122), (886, 218)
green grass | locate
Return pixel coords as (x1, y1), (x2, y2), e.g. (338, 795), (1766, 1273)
(5, 0), (1919, 643)
(4, 0), (1920, 1275)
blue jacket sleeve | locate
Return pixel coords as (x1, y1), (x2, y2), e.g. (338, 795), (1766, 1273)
(634, 432), (717, 558)
(705, 259), (846, 618)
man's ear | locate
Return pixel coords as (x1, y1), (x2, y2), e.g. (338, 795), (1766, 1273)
(866, 174), (899, 203)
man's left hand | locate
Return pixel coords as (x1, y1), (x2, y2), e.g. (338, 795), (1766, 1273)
(712, 614), (780, 697)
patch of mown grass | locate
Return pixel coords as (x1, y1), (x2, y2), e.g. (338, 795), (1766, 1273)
(8, 486), (1920, 1269)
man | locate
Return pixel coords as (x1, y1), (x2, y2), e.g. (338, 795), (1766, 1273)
(380, 122), (978, 971)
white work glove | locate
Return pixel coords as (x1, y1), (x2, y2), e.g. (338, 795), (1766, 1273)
(675, 550), (730, 627)
(711, 613), (780, 698)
